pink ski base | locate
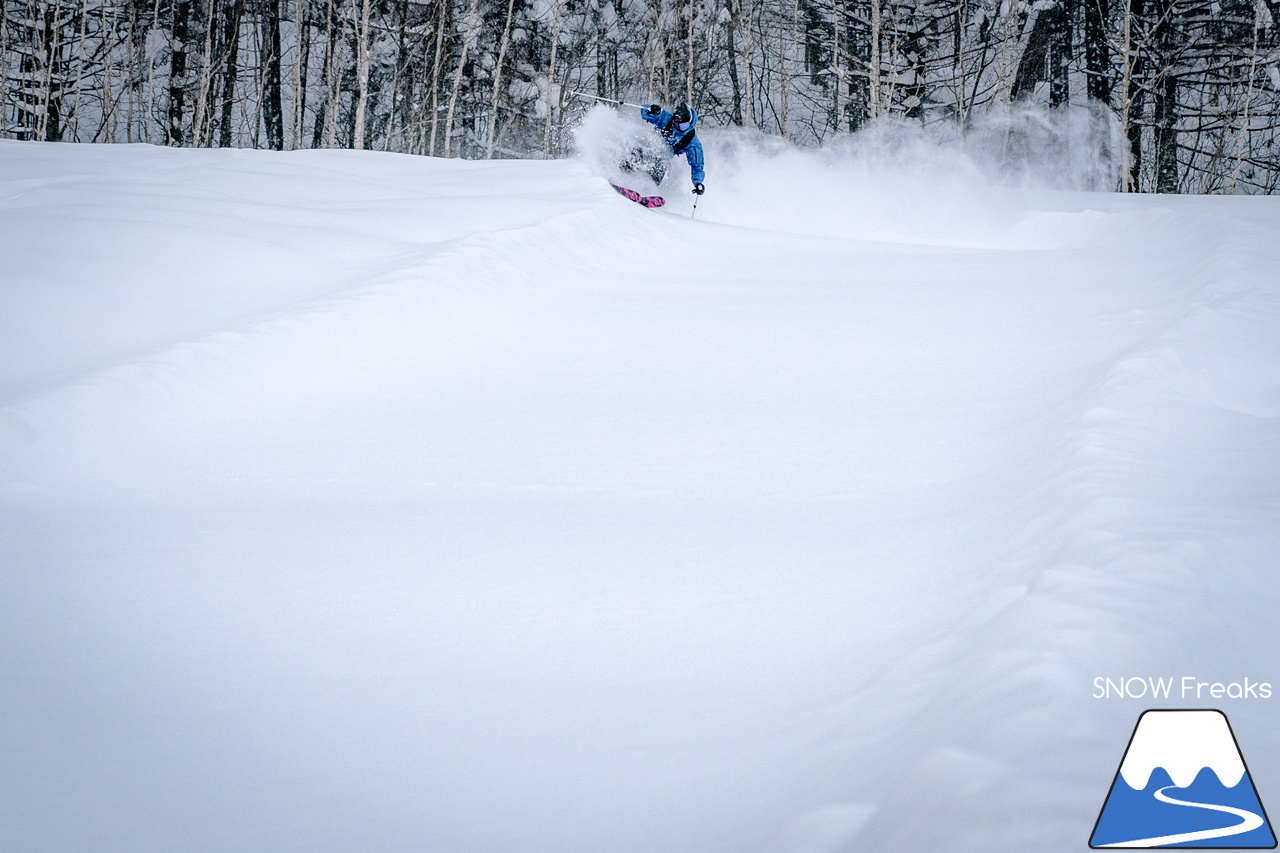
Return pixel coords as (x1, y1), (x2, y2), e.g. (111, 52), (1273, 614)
(610, 183), (666, 208)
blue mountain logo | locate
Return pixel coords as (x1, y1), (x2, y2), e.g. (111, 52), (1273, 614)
(1091, 710), (1276, 848)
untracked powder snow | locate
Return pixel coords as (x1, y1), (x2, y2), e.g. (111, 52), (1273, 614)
(1, 131), (1278, 853)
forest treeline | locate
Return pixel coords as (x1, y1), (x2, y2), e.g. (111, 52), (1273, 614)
(2, 0), (1278, 191)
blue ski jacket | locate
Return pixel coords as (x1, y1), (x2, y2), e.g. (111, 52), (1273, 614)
(640, 105), (705, 185)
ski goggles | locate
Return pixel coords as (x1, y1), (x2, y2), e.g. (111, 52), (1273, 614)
(675, 120), (692, 131)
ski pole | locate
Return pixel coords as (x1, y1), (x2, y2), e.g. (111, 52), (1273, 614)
(569, 90), (646, 109)
(691, 188), (700, 220)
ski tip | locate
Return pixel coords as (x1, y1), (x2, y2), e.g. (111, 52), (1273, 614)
(610, 182), (666, 209)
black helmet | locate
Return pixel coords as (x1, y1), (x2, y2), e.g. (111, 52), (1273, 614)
(672, 102), (692, 124)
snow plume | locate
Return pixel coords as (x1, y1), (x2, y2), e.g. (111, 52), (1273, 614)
(952, 101), (1127, 191)
(692, 125), (1013, 247)
(572, 105), (673, 191)
(730, 101), (1125, 193)
(572, 99), (1122, 243)
(807, 101), (1125, 193)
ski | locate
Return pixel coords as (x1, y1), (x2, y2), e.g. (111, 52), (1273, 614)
(610, 183), (666, 209)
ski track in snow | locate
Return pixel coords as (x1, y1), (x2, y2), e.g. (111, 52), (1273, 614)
(1, 139), (1279, 853)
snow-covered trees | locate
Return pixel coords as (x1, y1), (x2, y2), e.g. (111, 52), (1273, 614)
(1, 0), (1277, 190)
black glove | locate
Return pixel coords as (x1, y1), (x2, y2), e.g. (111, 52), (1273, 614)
(644, 104), (662, 117)
(693, 182), (705, 195)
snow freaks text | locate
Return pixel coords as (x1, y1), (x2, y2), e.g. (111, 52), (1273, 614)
(1093, 677), (1273, 700)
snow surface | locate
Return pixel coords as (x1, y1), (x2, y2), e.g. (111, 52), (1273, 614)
(1, 136), (1279, 853)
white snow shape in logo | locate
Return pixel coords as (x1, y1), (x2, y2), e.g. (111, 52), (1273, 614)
(1119, 710), (1246, 790)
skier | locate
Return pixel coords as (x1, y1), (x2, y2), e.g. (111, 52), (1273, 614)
(623, 101), (706, 195)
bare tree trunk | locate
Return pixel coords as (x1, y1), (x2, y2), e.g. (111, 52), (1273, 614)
(168, 0), (192, 144)
(98, 2), (121, 141)
(1153, 69), (1177, 192)
(312, 0), (333, 146)
(542, 0), (564, 156)
(124, 0), (143, 140)
(1149, 0), (1183, 187)
(322, 0), (342, 147)
(291, 0), (306, 147)
(832, 0), (844, 133)
(144, 0), (162, 142)
(382, 0), (407, 150)
(726, 0), (743, 125)
(869, 0), (881, 119)
(644, 26), (657, 103)
(1118, 0), (1133, 188)
(192, 0), (218, 145)
(250, 20), (264, 145)
(38, 0), (69, 141)
(10, 0), (30, 138)
(485, 0), (517, 158)
(66, 0), (91, 140)
(684, 0), (693, 102)
(1227, 8), (1261, 193)
(219, 0), (245, 146)
(992, 0), (1023, 107)
(1084, 0), (1110, 103)
(1119, 0), (1153, 191)
(263, 0), (285, 148)
(742, 0), (754, 127)
(780, 0), (797, 136)
(888, 6), (904, 115)
(352, 0), (370, 148)
(1049, 0), (1071, 106)
(427, 0), (448, 155)
(444, 0), (477, 157)
(0, 0), (9, 139)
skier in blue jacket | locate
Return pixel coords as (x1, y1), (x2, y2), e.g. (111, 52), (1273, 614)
(632, 101), (705, 195)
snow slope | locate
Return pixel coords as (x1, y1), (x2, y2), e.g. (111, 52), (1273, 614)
(1, 138), (1278, 853)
